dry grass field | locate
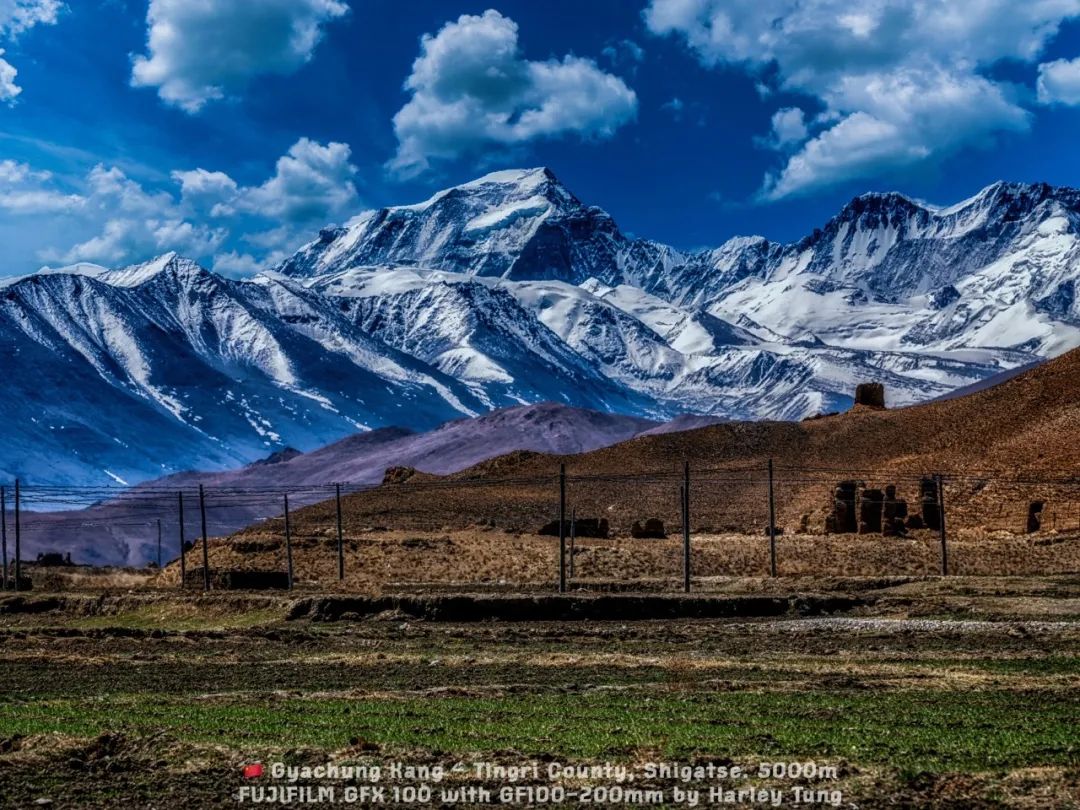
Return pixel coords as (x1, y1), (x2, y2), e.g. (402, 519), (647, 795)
(144, 525), (1080, 594)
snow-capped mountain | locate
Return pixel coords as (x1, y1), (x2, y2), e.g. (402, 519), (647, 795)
(0, 254), (489, 484)
(279, 169), (1077, 419)
(278, 168), (649, 285)
(3, 169), (1079, 485)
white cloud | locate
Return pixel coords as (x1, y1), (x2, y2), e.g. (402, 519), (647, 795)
(763, 107), (808, 149)
(0, 159), (83, 212)
(1038, 57), (1080, 105)
(232, 138), (358, 223)
(0, 50), (19, 103)
(645, 0), (1080, 197)
(131, 0), (349, 113)
(762, 68), (1028, 199)
(58, 216), (227, 266)
(171, 168), (239, 213)
(212, 251), (264, 277)
(50, 165), (227, 265)
(390, 9), (638, 176)
(0, 0), (61, 36)
(0, 1), (63, 104)
(11, 138), (359, 272)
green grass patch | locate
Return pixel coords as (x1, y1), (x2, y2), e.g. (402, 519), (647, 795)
(2, 689), (1076, 773)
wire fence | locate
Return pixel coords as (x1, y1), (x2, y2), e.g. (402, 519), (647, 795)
(1, 462), (1079, 592)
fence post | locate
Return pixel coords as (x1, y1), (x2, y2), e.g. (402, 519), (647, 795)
(13, 480), (20, 591)
(178, 491), (186, 589)
(569, 507), (576, 579)
(1, 485), (7, 591)
(198, 484), (210, 591)
(335, 484), (345, 583)
(284, 494), (294, 591)
(558, 464), (566, 594)
(767, 459), (777, 577)
(683, 461), (691, 593)
(937, 473), (949, 576)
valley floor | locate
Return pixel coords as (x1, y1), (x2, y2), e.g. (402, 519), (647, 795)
(0, 577), (1078, 808)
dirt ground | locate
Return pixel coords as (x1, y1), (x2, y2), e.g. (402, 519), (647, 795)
(135, 527), (1080, 594)
(1, 576), (1079, 808)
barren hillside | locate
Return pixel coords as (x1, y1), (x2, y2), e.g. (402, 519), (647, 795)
(248, 349), (1080, 540)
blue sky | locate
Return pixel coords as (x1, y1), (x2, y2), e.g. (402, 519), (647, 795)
(2, 0), (1080, 276)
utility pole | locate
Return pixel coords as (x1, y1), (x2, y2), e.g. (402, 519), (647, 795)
(178, 491), (186, 589)
(937, 473), (948, 576)
(335, 484), (344, 583)
(768, 459), (777, 577)
(568, 507), (576, 579)
(284, 494), (294, 590)
(13, 480), (20, 591)
(682, 461), (691, 593)
(199, 484), (210, 591)
(156, 519), (162, 569)
(558, 464), (566, 594)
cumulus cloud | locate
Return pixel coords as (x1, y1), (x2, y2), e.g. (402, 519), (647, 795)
(171, 168), (239, 213)
(390, 9), (638, 176)
(231, 138), (359, 222)
(59, 216), (227, 266)
(50, 165), (227, 265)
(1038, 57), (1080, 105)
(0, 159), (83, 213)
(131, 0), (349, 113)
(211, 250), (265, 278)
(0, 0), (63, 104)
(0, 0), (61, 36)
(762, 107), (808, 149)
(0, 49), (17, 103)
(14, 138), (359, 272)
(644, 0), (1080, 198)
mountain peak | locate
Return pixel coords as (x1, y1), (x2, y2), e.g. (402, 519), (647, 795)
(396, 166), (574, 215)
(459, 166), (558, 189)
(276, 165), (603, 282)
(841, 190), (924, 217)
(103, 253), (208, 287)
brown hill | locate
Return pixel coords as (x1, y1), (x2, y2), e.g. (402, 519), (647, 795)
(246, 349), (1080, 541)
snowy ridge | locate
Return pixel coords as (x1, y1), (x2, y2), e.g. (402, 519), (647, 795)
(3, 171), (1080, 485)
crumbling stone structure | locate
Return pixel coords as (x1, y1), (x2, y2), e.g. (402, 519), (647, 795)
(828, 481), (910, 536)
(825, 481), (858, 533)
(631, 518), (667, 539)
(859, 488), (884, 534)
(1027, 501), (1045, 534)
(920, 477), (942, 531)
(882, 485), (909, 537)
(855, 382), (886, 408)
(539, 517), (609, 538)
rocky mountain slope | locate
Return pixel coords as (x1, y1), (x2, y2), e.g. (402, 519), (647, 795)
(2, 170), (1079, 485)
(15, 403), (662, 565)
